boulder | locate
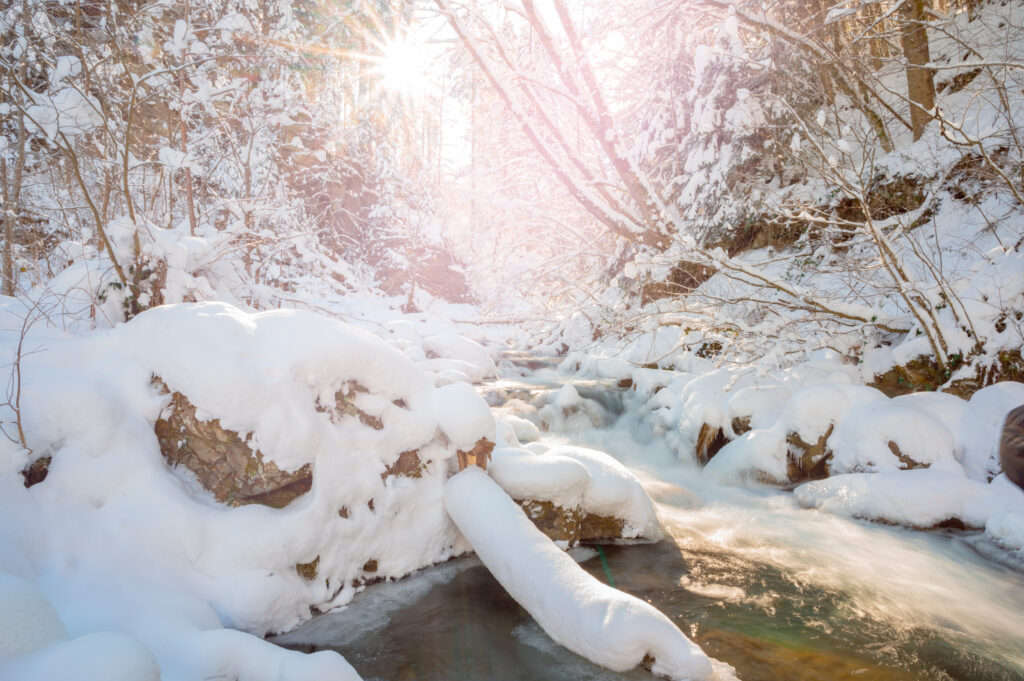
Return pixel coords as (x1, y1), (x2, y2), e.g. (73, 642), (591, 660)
(153, 378), (312, 509)
(1001, 404), (1024, 490)
(516, 499), (583, 545)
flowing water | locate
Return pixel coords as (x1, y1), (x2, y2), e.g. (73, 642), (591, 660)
(273, 373), (1024, 681)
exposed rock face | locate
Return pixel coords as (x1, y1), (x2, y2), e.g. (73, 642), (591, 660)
(295, 556), (320, 581)
(731, 416), (752, 436)
(153, 378), (312, 509)
(457, 438), (494, 471)
(785, 426), (834, 483)
(382, 450), (427, 480)
(886, 441), (927, 470)
(580, 513), (626, 542)
(517, 499), (583, 544)
(316, 382), (383, 430)
(514, 500), (630, 546)
(695, 423), (729, 465)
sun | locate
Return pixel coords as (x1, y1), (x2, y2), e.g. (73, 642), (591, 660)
(375, 37), (429, 96)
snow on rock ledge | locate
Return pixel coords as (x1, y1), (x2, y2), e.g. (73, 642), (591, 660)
(444, 468), (716, 681)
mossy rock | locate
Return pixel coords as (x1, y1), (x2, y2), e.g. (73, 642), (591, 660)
(835, 174), (926, 224)
(871, 350), (1023, 399)
(869, 354), (964, 397)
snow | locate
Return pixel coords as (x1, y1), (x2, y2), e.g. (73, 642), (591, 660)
(488, 447), (590, 509)
(421, 333), (497, 383)
(2, 631), (161, 681)
(545, 445), (663, 539)
(433, 381), (495, 449)
(443, 468), (715, 681)
(0, 573), (68, 657)
(501, 413), (541, 443)
(0, 301), (512, 681)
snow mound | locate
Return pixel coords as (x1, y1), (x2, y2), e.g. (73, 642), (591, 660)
(1, 631), (160, 681)
(489, 447), (590, 509)
(502, 413), (541, 443)
(0, 301), (503, 680)
(705, 381), (1024, 485)
(0, 573), (68, 657)
(421, 334), (497, 383)
(796, 470), (1024, 537)
(444, 468), (714, 681)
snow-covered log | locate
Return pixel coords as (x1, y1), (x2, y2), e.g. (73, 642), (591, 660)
(443, 468), (714, 681)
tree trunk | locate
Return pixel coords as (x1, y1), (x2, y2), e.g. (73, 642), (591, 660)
(2, 69), (29, 297)
(901, 0), (936, 141)
(1, 157), (14, 298)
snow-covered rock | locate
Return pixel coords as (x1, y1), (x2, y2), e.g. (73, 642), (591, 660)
(0, 302), (504, 681)
(488, 445), (662, 545)
(421, 334), (497, 383)
(538, 385), (611, 432)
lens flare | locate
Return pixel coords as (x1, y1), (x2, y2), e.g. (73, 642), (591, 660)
(376, 37), (427, 95)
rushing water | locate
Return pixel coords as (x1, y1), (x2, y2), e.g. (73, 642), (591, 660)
(273, 373), (1024, 681)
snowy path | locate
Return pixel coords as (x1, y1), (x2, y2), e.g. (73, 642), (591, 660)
(443, 467), (729, 681)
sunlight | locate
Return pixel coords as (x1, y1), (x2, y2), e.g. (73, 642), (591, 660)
(375, 36), (428, 96)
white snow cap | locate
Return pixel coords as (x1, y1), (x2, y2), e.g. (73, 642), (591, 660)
(421, 334), (497, 383)
(434, 381), (495, 449)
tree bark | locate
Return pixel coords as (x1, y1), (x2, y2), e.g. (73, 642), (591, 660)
(900, 0), (936, 140)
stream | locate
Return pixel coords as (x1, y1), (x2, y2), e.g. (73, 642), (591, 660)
(273, 370), (1024, 681)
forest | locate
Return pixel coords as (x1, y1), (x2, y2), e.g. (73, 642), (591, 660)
(1, 0), (1023, 680)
